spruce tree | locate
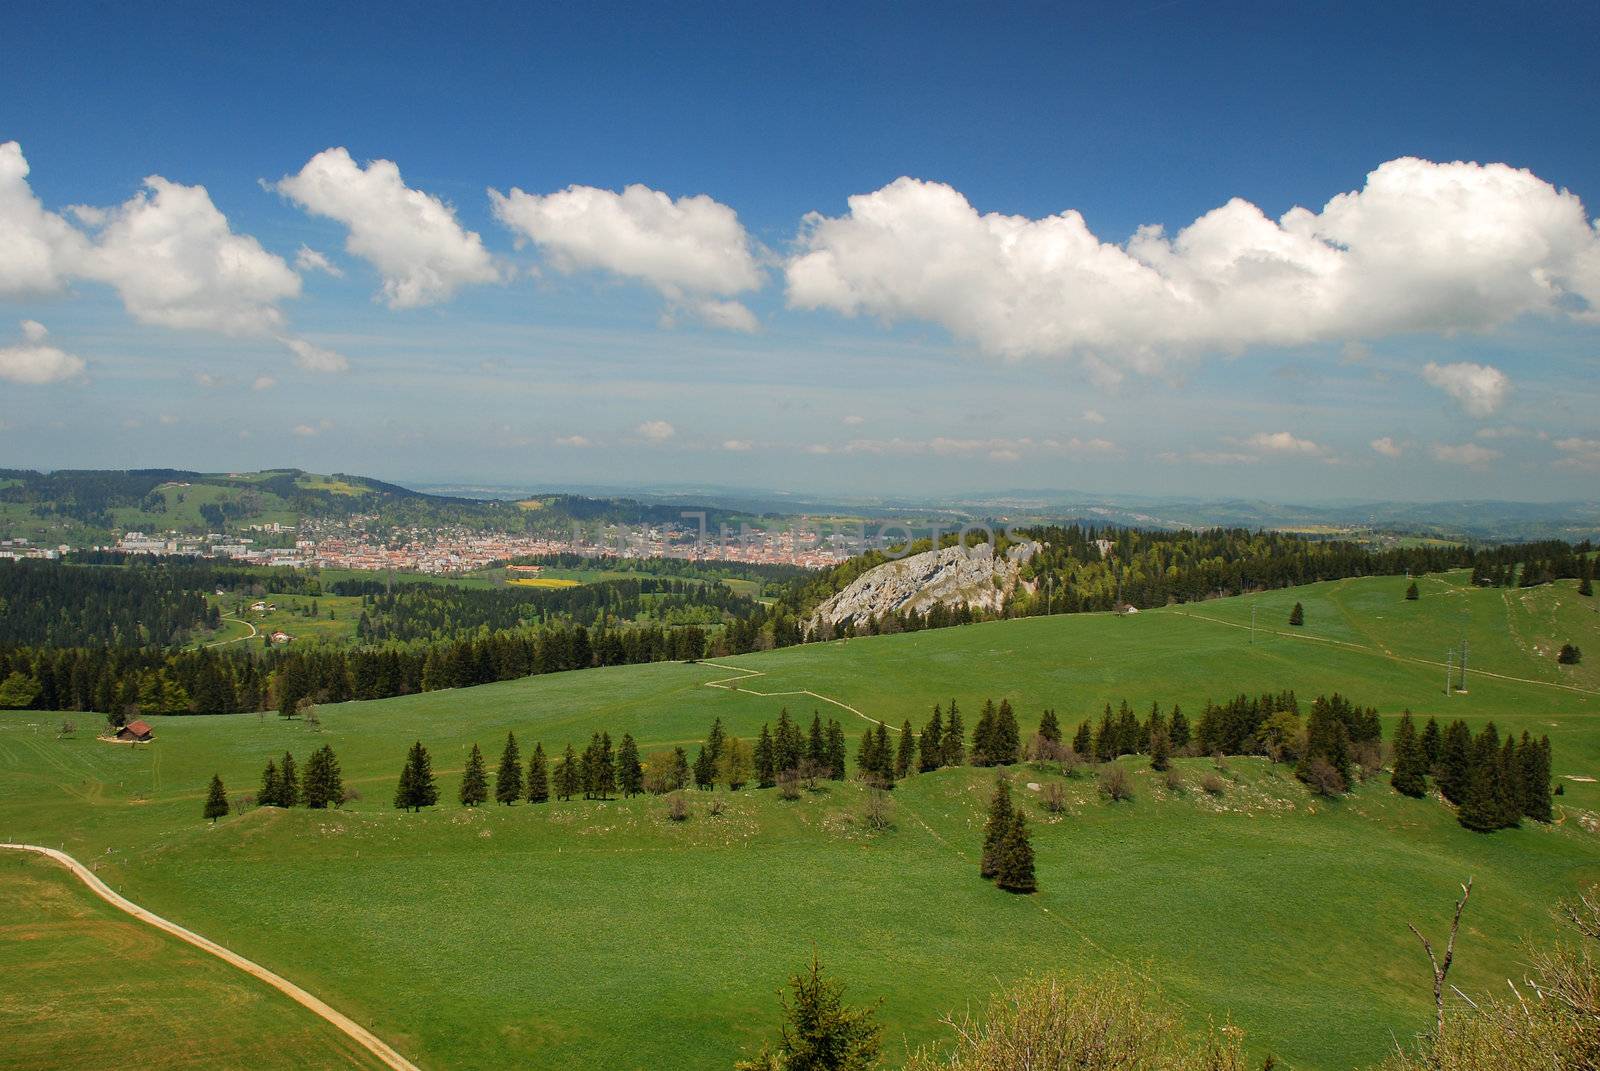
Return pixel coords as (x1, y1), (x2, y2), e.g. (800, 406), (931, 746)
(755, 724), (776, 788)
(1405, 581), (1420, 601)
(394, 740), (438, 812)
(1148, 717), (1171, 772)
(554, 743), (579, 801)
(707, 717), (727, 764)
(1289, 602), (1305, 627)
(1389, 711), (1427, 798)
(1038, 708), (1061, 744)
(1094, 705), (1116, 762)
(259, 759), (282, 808)
(1072, 719), (1092, 757)
(824, 719), (847, 780)
(1296, 700), (1351, 792)
(919, 706), (944, 772)
(1498, 735), (1527, 828)
(279, 752), (300, 807)
(1420, 717), (1442, 769)
(943, 702), (965, 767)
(895, 720), (916, 778)
(994, 699), (1021, 764)
(459, 743), (489, 806)
(617, 733), (644, 797)
(980, 778), (1014, 880)
(693, 745), (716, 790)
(1437, 720), (1473, 804)
(873, 723), (892, 782)
(1456, 725), (1505, 832)
(203, 774), (229, 823)
(1522, 734), (1553, 822)
(526, 742), (550, 803)
(595, 732), (616, 799)
(744, 953), (881, 1071)
(994, 812), (1037, 894)
(1580, 560), (1594, 597)
(972, 700), (997, 766)
(1169, 707), (1190, 750)
(807, 714), (826, 768)
(774, 709), (802, 774)
(495, 732), (523, 805)
(303, 744), (343, 808)
(669, 746), (691, 791)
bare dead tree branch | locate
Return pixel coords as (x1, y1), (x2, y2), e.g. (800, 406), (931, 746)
(1408, 877), (1474, 1038)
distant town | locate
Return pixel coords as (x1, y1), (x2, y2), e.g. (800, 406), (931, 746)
(16, 515), (853, 574)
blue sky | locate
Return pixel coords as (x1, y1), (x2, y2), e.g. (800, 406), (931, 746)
(2, 1), (1598, 500)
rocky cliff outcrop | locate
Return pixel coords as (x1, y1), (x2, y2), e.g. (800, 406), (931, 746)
(806, 541), (1041, 633)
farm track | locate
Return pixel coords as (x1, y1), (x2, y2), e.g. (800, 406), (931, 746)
(205, 613), (259, 648)
(0, 843), (420, 1071)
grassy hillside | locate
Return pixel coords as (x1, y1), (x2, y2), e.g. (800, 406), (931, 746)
(0, 852), (389, 1070)
(1, 570), (1597, 1070)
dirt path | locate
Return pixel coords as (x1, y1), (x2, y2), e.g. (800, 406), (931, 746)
(698, 660), (900, 731)
(205, 613), (259, 648)
(0, 843), (420, 1071)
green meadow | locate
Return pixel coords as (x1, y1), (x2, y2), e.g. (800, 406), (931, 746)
(2, 570), (1598, 1070)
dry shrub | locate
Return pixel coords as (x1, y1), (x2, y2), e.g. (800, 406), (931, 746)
(1060, 750), (1085, 779)
(1030, 733), (1066, 764)
(1201, 773), (1227, 797)
(1303, 756), (1347, 797)
(708, 797), (726, 817)
(235, 791), (257, 808)
(777, 768), (802, 800)
(341, 786), (363, 805)
(667, 792), (689, 821)
(863, 785), (893, 831)
(1041, 782), (1067, 814)
(1098, 765), (1134, 803)
(1164, 767), (1184, 793)
(1353, 741), (1382, 782)
(902, 972), (1249, 1071)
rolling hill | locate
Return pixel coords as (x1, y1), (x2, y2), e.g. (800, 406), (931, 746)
(1, 569), (1597, 1070)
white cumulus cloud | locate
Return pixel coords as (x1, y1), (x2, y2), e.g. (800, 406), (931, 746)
(295, 244), (344, 277)
(722, 439), (753, 451)
(252, 375), (277, 391)
(0, 320), (86, 384)
(0, 142), (89, 297)
(2, 143), (298, 335)
(1421, 361), (1510, 416)
(1553, 437), (1600, 469)
(1431, 442), (1500, 466)
(491, 182), (764, 331)
(81, 176), (301, 334)
(280, 336), (349, 373)
(275, 147), (501, 309)
(635, 420), (675, 442)
(554, 434), (593, 448)
(785, 158), (1600, 374)
(1243, 431), (1323, 455)
(1370, 436), (1403, 458)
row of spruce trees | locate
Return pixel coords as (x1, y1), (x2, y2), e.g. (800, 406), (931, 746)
(1390, 712), (1553, 831)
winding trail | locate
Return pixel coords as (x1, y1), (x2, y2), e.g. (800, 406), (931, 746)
(204, 612), (259, 648)
(0, 843), (420, 1071)
(698, 660), (901, 731)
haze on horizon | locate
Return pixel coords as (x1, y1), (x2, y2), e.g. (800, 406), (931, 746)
(2, 2), (1598, 502)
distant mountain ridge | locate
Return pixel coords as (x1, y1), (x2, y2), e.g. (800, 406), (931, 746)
(0, 468), (752, 545)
